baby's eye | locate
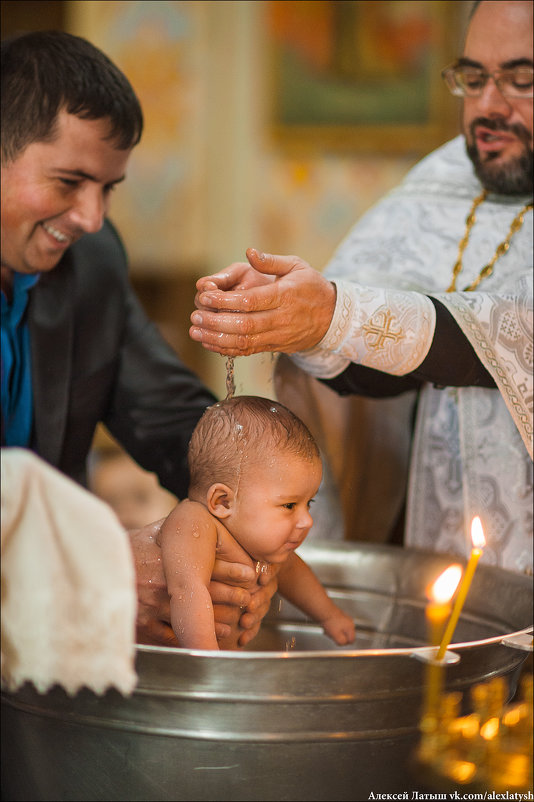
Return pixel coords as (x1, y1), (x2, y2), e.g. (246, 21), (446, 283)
(283, 502), (296, 510)
(307, 498), (316, 509)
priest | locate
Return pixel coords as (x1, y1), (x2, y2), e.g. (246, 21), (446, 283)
(189, 0), (533, 575)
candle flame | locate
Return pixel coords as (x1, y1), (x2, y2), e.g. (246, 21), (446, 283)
(480, 716), (499, 741)
(428, 565), (462, 604)
(471, 516), (486, 549)
(448, 760), (476, 784)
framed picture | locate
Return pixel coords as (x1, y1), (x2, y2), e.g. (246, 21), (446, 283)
(268, 0), (464, 153)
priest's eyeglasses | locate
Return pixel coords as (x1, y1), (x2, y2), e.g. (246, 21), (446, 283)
(441, 63), (534, 98)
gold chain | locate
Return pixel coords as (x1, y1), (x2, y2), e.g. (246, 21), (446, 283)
(447, 190), (533, 292)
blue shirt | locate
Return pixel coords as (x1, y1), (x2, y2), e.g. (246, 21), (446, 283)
(1, 272), (40, 446)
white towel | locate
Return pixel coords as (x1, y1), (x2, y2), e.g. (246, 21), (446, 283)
(1, 448), (137, 695)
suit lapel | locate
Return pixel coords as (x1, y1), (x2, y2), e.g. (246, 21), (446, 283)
(29, 257), (74, 468)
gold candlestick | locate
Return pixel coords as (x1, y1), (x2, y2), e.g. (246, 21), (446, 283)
(423, 565), (462, 725)
(437, 517), (486, 662)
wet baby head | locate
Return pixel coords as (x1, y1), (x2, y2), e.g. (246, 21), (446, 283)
(188, 395), (321, 498)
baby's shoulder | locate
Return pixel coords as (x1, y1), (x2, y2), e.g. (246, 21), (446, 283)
(163, 498), (215, 533)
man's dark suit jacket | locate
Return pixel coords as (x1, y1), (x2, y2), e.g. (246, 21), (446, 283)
(26, 220), (216, 497)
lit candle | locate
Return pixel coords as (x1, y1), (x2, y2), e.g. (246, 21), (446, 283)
(423, 565), (462, 723)
(437, 517), (486, 662)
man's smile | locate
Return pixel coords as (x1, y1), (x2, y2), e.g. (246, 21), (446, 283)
(41, 221), (74, 247)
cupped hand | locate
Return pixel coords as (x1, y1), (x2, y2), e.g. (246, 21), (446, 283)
(190, 248), (336, 356)
(195, 257), (276, 300)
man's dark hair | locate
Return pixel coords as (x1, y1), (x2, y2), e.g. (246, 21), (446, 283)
(1, 30), (143, 162)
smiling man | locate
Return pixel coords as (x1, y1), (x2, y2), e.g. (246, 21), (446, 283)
(1, 112), (129, 276)
(1, 30), (278, 648)
(189, 0), (533, 574)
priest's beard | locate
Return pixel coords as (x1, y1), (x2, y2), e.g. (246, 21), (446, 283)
(466, 118), (533, 196)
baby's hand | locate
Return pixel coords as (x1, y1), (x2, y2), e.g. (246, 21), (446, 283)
(321, 611), (356, 646)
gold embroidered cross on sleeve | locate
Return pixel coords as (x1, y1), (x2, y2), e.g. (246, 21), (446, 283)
(362, 309), (404, 350)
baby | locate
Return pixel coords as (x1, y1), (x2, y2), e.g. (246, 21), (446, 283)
(159, 396), (355, 650)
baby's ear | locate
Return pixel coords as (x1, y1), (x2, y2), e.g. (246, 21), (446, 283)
(206, 483), (234, 519)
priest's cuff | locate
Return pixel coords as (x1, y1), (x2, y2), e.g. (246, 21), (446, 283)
(289, 279), (436, 379)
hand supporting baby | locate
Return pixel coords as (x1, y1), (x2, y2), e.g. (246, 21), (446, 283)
(129, 518), (279, 647)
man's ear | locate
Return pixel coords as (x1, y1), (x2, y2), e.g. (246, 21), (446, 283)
(206, 483), (234, 519)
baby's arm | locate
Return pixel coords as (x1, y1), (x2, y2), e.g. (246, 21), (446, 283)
(277, 553), (355, 645)
(159, 500), (220, 650)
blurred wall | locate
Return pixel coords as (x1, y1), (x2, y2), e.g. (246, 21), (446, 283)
(2, 0), (468, 399)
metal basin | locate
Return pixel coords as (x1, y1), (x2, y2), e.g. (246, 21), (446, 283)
(2, 542), (532, 801)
